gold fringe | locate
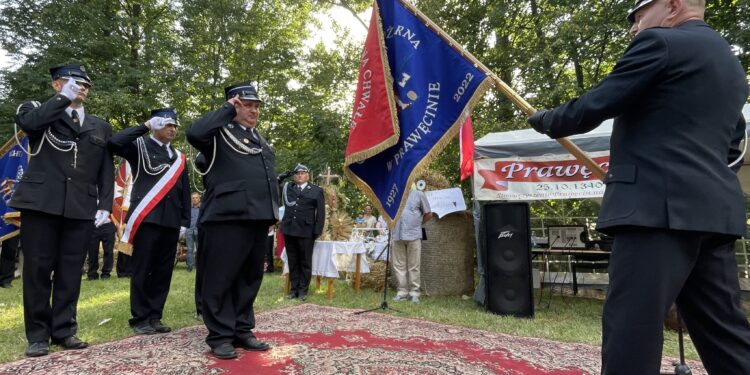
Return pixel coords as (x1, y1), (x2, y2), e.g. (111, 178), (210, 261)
(0, 229), (19, 242)
(0, 131), (25, 157)
(345, 77), (492, 226)
(344, 1), (400, 166)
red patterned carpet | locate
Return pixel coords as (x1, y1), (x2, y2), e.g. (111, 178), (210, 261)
(0, 304), (706, 374)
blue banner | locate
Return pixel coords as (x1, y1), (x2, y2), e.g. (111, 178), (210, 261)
(0, 136), (28, 240)
(346, 0), (490, 224)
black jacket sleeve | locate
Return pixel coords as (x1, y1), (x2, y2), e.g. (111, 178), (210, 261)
(97, 124), (115, 212)
(108, 124), (149, 165)
(186, 103), (237, 155)
(15, 94), (72, 138)
(180, 167), (191, 227)
(314, 188), (326, 238)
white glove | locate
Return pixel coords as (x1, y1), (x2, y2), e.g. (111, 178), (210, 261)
(94, 210), (111, 228)
(60, 78), (81, 101)
(147, 116), (171, 131)
(179, 226), (187, 239)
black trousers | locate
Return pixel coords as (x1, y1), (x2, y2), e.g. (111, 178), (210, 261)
(285, 234), (314, 295)
(601, 227), (750, 375)
(0, 236), (19, 285)
(116, 251), (132, 277)
(265, 231), (275, 272)
(128, 223), (178, 326)
(86, 223), (115, 277)
(20, 209), (92, 342)
(200, 220), (267, 348)
(194, 225), (203, 315)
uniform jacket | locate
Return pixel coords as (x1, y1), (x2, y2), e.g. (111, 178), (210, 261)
(540, 20), (748, 237)
(280, 182), (325, 238)
(108, 125), (190, 229)
(10, 94), (114, 220)
(186, 103), (279, 225)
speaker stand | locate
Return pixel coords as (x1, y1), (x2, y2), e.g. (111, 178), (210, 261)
(661, 310), (692, 375)
(355, 230), (401, 315)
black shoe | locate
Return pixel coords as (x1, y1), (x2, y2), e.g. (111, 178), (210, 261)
(101, 274), (111, 280)
(285, 292), (298, 299)
(0, 282), (11, 289)
(25, 341), (49, 357)
(233, 337), (271, 351)
(87, 274), (99, 281)
(132, 322), (157, 335)
(51, 335), (88, 350)
(150, 320), (171, 333)
(186, 267), (193, 272)
(212, 343), (238, 359)
(299, 293), (307, 302)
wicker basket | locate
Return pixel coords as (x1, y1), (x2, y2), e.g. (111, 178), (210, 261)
(420, 210), (475, 296)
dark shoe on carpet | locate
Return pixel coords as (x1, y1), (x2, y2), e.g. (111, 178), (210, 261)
(52, 335), (88, 350)
(233, 337), (271, 352)
(25, 342), (49, 357)
(101, 274), (111, 280)
(132, 322), (157, 335)
(150, 320), (171, 333)
(212, 343), (238, 359)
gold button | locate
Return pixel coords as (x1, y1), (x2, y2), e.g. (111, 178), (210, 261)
(243, 138), (249, 144)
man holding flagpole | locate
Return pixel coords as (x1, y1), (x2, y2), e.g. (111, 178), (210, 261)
(11, 64), (114, 357)
(109, 108), (190, 336)
(528, 1), (750, 373)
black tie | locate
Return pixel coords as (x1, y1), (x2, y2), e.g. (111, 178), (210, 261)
(295, 184), (302, 193)
(71, 109), (79, 125)
(251, 128), (259, 141)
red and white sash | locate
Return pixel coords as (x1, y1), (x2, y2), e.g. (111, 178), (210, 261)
(120, 152), (185, 244)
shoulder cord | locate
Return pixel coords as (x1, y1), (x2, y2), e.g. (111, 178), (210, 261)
(728, 129), (748, 168)
(189, 125), (261, 179)
(15, 102), (78, 167)
(132, 137), (170, 185)
(282, 182), (298, 207)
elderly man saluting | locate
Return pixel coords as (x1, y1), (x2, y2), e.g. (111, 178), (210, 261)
(109, 108), (190, 336)
(187, 82), (278, 359)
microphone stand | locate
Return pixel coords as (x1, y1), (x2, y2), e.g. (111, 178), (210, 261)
(355, 228), (400, 314)
(661, 310), (692, 375)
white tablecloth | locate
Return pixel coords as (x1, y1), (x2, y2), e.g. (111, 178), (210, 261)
(281, 241), (370, 278)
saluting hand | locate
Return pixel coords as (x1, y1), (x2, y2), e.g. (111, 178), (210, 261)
(227, 94), (242, 109)
(146, 116), (170, 131)
(60, 78), (81, 101)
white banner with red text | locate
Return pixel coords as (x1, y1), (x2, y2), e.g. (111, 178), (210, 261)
(473, 151), (610, 201)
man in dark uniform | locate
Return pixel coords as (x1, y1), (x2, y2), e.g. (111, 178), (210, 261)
(85, 221), (115, 280)
(527, 1), (750, 373)
(0, 236), (19, 288)
(108, 107), (190, 335)
(11, 64), (114, 357)
(280, 164), (325, 301)
(187, 82), (278, 359)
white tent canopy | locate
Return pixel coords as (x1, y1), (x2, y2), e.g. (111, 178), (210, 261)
(473, 104), (750, 199)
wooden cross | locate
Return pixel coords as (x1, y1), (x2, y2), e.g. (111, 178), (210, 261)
(318, 165), (339, 185)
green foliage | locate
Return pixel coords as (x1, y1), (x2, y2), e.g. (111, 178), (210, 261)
(0, 0), (748, 210)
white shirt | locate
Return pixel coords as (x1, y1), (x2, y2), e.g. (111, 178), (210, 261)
(149, 136), (173, 158)
(65, 106), (85, 125)
(297, 182), (308, 190)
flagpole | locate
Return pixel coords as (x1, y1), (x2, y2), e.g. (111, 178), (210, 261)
(397, 0), (606, 181)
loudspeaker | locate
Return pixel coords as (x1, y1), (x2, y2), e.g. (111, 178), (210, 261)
(482, 202), (534, 317)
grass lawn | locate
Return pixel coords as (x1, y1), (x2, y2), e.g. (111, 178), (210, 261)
(0, 262), (721, 364)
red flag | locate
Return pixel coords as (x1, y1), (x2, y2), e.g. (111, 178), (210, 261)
(344, 1), (399, 164)
(459, 117), (474, 181)
(112, 162), (132, 227)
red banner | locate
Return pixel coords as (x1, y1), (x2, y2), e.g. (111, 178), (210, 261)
(344, 2), (399, 163)
(459, 117), (474, 181)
